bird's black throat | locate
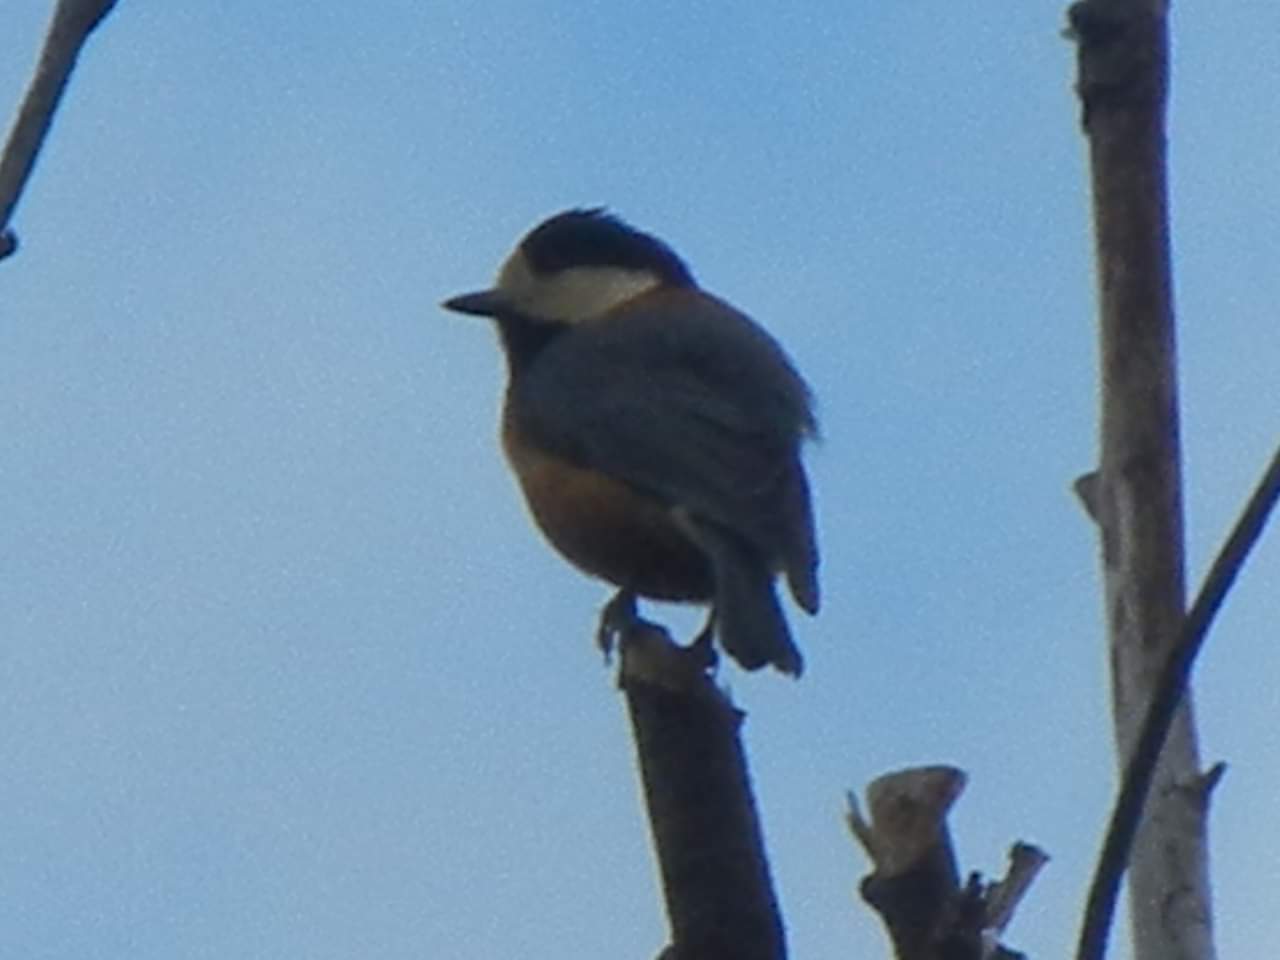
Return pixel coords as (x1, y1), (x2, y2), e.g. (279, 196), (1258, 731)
(493, 312), (572, 379)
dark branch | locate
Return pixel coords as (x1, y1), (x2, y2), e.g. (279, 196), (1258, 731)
(619, 621), (786, 960)
(1077, 443), (1280, 960)
(0, 0), (119, 261)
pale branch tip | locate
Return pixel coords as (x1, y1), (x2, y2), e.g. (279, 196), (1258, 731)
(850, 767), (1043, 960)
(985, 844), (1051, 935)
(1190, 761), (1227, 810)
(844, 789), (878, 863)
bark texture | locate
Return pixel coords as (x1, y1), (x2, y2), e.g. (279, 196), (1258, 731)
(1070, 1), (1217, 958)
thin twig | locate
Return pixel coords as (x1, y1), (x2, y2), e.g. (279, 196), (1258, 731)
(986, 843), (1050, 935)
(0, 0), (119, 260)
(1077, 443), (1280, 960)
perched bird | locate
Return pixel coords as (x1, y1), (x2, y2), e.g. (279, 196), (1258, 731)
(443, 209), (819, 675)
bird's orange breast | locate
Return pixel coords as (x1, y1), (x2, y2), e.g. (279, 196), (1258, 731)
(501, 404), (713, 602)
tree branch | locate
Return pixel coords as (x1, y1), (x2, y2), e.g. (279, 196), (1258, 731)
(1077, 444), (1280, 960)
(1068, 0), (1218, 956)
(847, 767), (1045, 960)
(0, 0), (119, 261)
(619, 621), (786, 960)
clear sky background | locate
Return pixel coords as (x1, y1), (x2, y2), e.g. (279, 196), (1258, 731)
(2, 2), (1277, 958)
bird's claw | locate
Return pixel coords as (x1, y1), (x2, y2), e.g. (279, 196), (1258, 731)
(596, 589), (639, 663)
(596, 591), (719, 676)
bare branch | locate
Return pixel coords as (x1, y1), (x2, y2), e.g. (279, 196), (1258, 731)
(0, 0), (119, 261)
(1068, 0), (1224, 956)
(848, 767), (1042, 960)
(985, 843), (1051, 936)
(620, 621), (786, 960)
(1078, 444), (1280, 960)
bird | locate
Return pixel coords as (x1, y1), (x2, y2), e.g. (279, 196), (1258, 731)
(442, 209), (819, 675)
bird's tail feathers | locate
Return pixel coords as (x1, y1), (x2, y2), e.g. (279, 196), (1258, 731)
(693, 521), (803, 676)
(781, 463), (820, 615)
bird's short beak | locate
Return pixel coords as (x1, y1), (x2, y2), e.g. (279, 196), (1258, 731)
(442, 289), (509, 317)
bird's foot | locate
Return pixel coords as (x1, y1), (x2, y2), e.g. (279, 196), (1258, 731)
(597, 592), (718, 677)
(596, 589), (641, 664)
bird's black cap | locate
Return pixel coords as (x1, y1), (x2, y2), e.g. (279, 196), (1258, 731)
(519, 209), (696, 288)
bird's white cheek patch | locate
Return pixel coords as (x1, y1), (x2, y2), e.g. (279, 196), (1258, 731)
(496, 255), (661, 325)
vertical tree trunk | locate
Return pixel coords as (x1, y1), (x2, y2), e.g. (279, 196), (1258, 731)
(1070, 1), (1217, 958)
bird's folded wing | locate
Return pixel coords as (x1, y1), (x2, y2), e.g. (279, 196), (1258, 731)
(513, 297), (814, 563)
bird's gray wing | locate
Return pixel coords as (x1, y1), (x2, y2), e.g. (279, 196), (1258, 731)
(513, 293), (819, 610)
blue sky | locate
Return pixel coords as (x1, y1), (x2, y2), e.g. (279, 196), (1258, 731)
(1, 2), (1277, 958)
